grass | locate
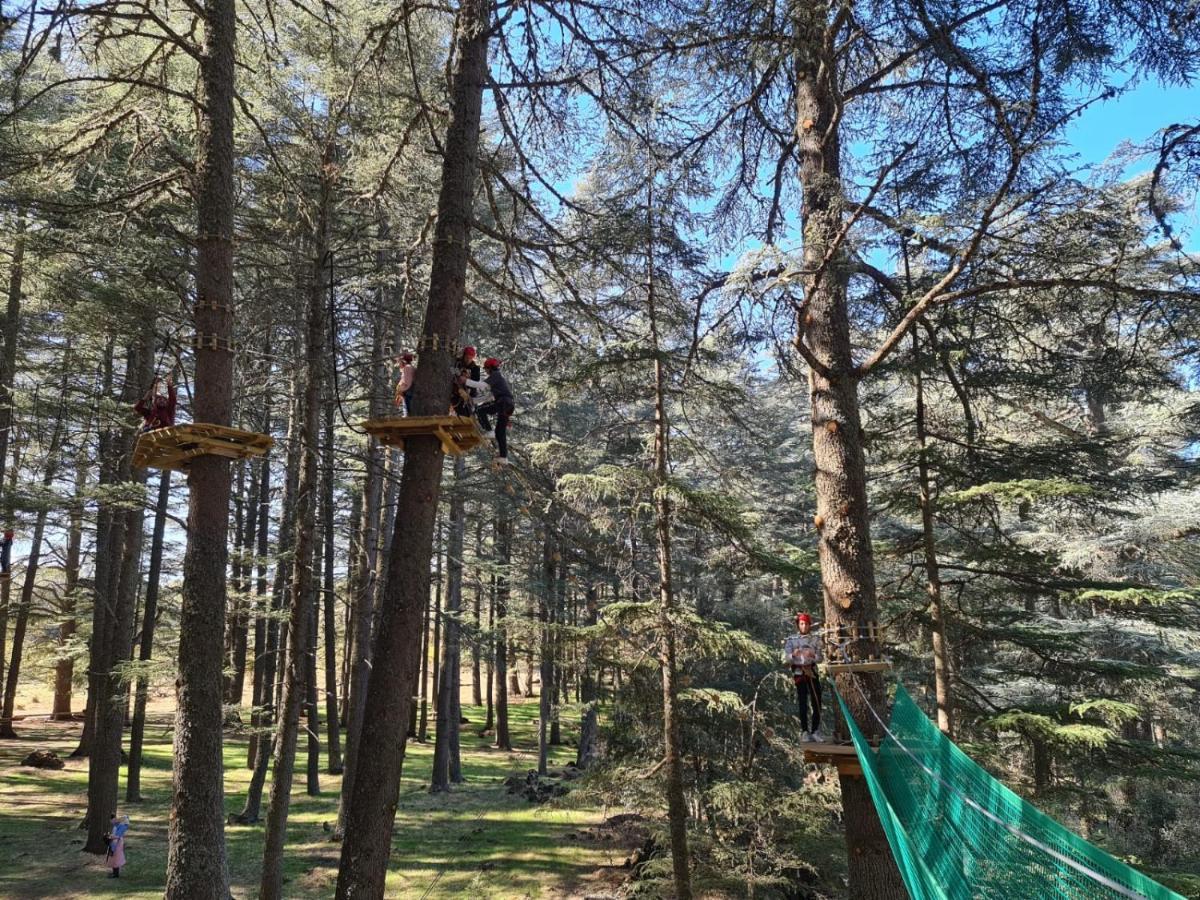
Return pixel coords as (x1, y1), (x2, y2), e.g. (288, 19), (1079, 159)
(0, 696), (630, 899)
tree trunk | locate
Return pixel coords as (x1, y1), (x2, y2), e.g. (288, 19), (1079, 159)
(433, 455), (468, 791)
(247, 406), (272, 768)
(305, 597), (322, 795)
(225, 461), (250, 705)
(494, 502), (512, 751)
(335, 312), (386, 835)
(471, 521), (484, 707)
(164, 0), (238, 893)
(334, 0), (492, 888)
(537, 528), (555, 776)
(645, 175), (692, 900)
(483, 574), (495, 732)
(576, 580), (600, 769)
(0, 213), (24, 510)
(51, 449), (89, 721)
(259, 179), (328, 900)
(793, 5), (904, 894)
(321, 396), (342, 773)
(85, 338), (150, 853)
(913, 332), (954, 736)
(127, 469), (172, 800)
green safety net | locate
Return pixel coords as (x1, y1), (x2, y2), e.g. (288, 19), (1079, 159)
(835, 684), (1185, 900)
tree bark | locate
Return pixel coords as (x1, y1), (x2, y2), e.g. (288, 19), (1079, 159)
(259, 180), (328, 900)
(165, 2), (238, 892)
(85, 338), (150, 853)
(321, 396), (342, 773)
(51, 456), (88, 721)
(335, 0), (492, 888)
(432, 455), (467, 791)
(576, 580), (600, 769)
(494, 502), (512, 751)
(334, 292), (387, 835)
(913, 331), (954, 736)
(537, 528), (555, 776)
(247, 405), (272, 768)
(793, 4), (904, 895)
(127, 469), (172, 801)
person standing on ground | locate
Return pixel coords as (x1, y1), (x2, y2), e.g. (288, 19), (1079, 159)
(783, 612), (823, 742)
(466, 358), (514, 462)
(104, 813), (129, 878)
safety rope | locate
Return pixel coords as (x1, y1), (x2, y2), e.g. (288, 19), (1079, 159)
(840, 679), (1152, 900)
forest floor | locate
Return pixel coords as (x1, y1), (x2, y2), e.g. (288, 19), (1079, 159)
(0, 696), (640, 899)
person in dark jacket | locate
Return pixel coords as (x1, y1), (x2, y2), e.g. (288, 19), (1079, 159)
(451, 345), (481, 416)
(1, 528), (12, 578)
(465, 357), (514, 461)
(134, 376), (177, 431)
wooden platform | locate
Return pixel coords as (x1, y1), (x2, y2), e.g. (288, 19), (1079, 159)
(804, 741), (864, 776)
(133, 423), (274, 471)
(821, 659), (893, 674)
(361, 415), (483, 455)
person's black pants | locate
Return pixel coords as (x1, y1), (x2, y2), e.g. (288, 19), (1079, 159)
(794, 670), (822, 733)
(477, 400), (514, 458)
(1, 538), (10, 575)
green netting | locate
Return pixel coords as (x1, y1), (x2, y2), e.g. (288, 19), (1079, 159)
(835, 685), (1185, 900)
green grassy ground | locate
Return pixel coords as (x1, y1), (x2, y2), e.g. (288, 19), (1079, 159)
(0, 699), (628, 899)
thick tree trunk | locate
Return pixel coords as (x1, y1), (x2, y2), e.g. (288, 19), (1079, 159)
(127, 469), (172, 801)
(86, 339), (150, 853)
(305, 597), (322, 795)
(225, 461), (249, 705)
(260, 185), (328, 900)
(471, 521), (484, 707)
(165, 2), (238, 893)
(334, 296), (387, 835)
(335, 0), (492, 888)
(793, 5), (904, 895)
(913, 333), (954, 736)
(432, 455), (467, 791)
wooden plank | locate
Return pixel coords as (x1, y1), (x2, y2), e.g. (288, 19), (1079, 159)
(133, 424), (273, 471)
(821, 660), (893, 674)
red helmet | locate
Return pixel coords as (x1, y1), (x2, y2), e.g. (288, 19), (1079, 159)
(796, 612), (811, 626)
(401, 352), (414, 363)
(462, 346), (476, 359)
(483, 357), (501, 369)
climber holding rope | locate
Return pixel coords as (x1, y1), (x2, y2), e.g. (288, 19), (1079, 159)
(134, 374), (177, 432)
(783, 612), (823, 742)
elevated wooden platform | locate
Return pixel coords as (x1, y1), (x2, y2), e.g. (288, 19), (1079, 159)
(361, 415), (483, 455)
(133, 423), (274, 471)
(804, 741), (865, 776)
(821, 659), (893, 674)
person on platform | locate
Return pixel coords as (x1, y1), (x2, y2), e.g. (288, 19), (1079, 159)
(782, 612), (823, 742)
(451, 345), (481, 416)
(134, 375), (177, 431)
(465, 358), (514, 462)
(394, 352), (415, 415)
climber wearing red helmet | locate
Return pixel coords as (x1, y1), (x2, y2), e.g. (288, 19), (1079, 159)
(464, 357), (514, 461)
(782, 612), (823, 741)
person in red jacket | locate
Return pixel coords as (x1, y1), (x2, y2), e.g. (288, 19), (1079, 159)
(134, 376), (177, 431)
